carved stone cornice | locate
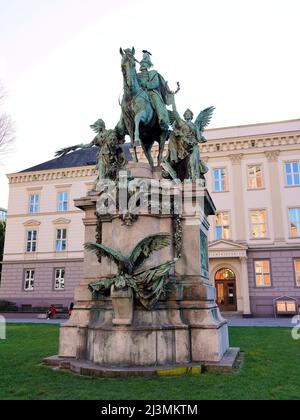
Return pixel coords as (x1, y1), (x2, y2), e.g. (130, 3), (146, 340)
(8, 167), (97, 185)
(23, 220), (41, 227)
(209, 250), (247, 258)
(55, 184), (72, 189)
(264, 150), (280, 162)
(200, 134), (300, 154)
(52, 218), (71, 225)
(137, 134), (300, 158)
(229, 154), (244, 165)
(26, 187), (43, 192)
(208, 240), (248, 258)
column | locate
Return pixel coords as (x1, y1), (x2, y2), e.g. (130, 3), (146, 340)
(240, 256), (252, 317)
(229, 154), (246, 243)
(264, 150), (285, 243)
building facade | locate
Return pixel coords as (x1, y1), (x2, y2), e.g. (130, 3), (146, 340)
(205, 119), (300, 316)
(0, 150), (97, 308)
(0, 120), (300, 315)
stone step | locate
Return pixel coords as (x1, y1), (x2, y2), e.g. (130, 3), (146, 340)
(44, 348), (241, 378)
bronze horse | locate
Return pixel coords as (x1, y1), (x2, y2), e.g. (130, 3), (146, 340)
(117, 48), (169, 167)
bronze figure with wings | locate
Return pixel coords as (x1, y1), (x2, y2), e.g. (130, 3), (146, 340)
(166, 105), (215, 182)
(55, 119), (127, 188)
(85, 233), (175, 309)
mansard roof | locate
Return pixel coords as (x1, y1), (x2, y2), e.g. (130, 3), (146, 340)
(20, 144), (132, 173)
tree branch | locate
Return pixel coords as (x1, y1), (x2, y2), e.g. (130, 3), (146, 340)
(0, 82), (15, 158)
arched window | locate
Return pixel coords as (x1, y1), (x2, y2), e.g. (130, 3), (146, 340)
(215, 268), (235, 281)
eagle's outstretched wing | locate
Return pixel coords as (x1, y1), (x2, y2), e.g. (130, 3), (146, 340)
(128, 233), (172, 271)
(194, 106), (215, 134)
(88, 277), (114, 297)
(134, 260), (175, 309)
(84, 242), (128, 269)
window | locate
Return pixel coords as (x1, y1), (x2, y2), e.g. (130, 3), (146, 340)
(24, 270), (35, 291)
(29, 193), (39, 214)
(58, 192), (69, 212)
(26, 230), (37, 253)
(289, 208), (300, 238)
(295, 260), (300, 287)
(250, 209), (268, 239)
(285, 162), (300, 186)
(56, 229), (67, 252)
(215, 212), (230, 240)
(54, 268), (65, 290)
(213, 168), (227, 192)
(215, 268), (236, 280)
(0, 209), (6, 221)
(248, 165), (263, 189)
(255, 260), (271, 287)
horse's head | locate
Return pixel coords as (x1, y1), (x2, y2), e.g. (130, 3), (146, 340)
(120, 47), (138, 90)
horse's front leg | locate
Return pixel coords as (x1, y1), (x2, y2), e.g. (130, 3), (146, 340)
(143, 144), (154, 168)
(133, 146), (139, 163)
(134, 113), (143, 147)
(158, 130), (169, 165)
(134, 113), (154, 168)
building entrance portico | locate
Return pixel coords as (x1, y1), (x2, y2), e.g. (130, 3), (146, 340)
(209, 240), (252, 317)
(215, 268), (237, 311)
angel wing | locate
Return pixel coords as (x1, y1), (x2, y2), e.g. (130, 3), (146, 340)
(128, 233), (172, 272)
(84, 242), (128, 270)
(194, 106), (215, 134)
(134, 260), (175, 309)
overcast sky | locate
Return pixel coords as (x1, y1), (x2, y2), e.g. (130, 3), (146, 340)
(0, 0), (299, 207)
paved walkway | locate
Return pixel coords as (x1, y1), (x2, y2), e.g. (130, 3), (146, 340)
(5, 318), (66, 325)
(226, 316), (296, 328)
(3, 316), (298, 327)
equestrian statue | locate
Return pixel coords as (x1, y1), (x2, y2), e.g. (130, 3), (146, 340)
(116, 48), (179, 166)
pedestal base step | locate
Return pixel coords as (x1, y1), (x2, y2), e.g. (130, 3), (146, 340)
(44, 348), (241, 378)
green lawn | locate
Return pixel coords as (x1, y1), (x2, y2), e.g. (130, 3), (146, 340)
(0, 324), (299, 400)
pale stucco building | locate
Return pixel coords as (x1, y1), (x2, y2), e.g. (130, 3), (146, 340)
(204, 119), (300, 316)
(0, 119), (300, 316)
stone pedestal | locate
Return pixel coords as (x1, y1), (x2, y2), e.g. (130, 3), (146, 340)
(111, 286), (134, 326)
(48, 164), (238, 376)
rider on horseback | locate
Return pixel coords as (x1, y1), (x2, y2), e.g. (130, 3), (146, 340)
(137, 51), (172, 133)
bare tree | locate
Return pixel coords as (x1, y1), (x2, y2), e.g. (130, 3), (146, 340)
(0, 82), (15, 158)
